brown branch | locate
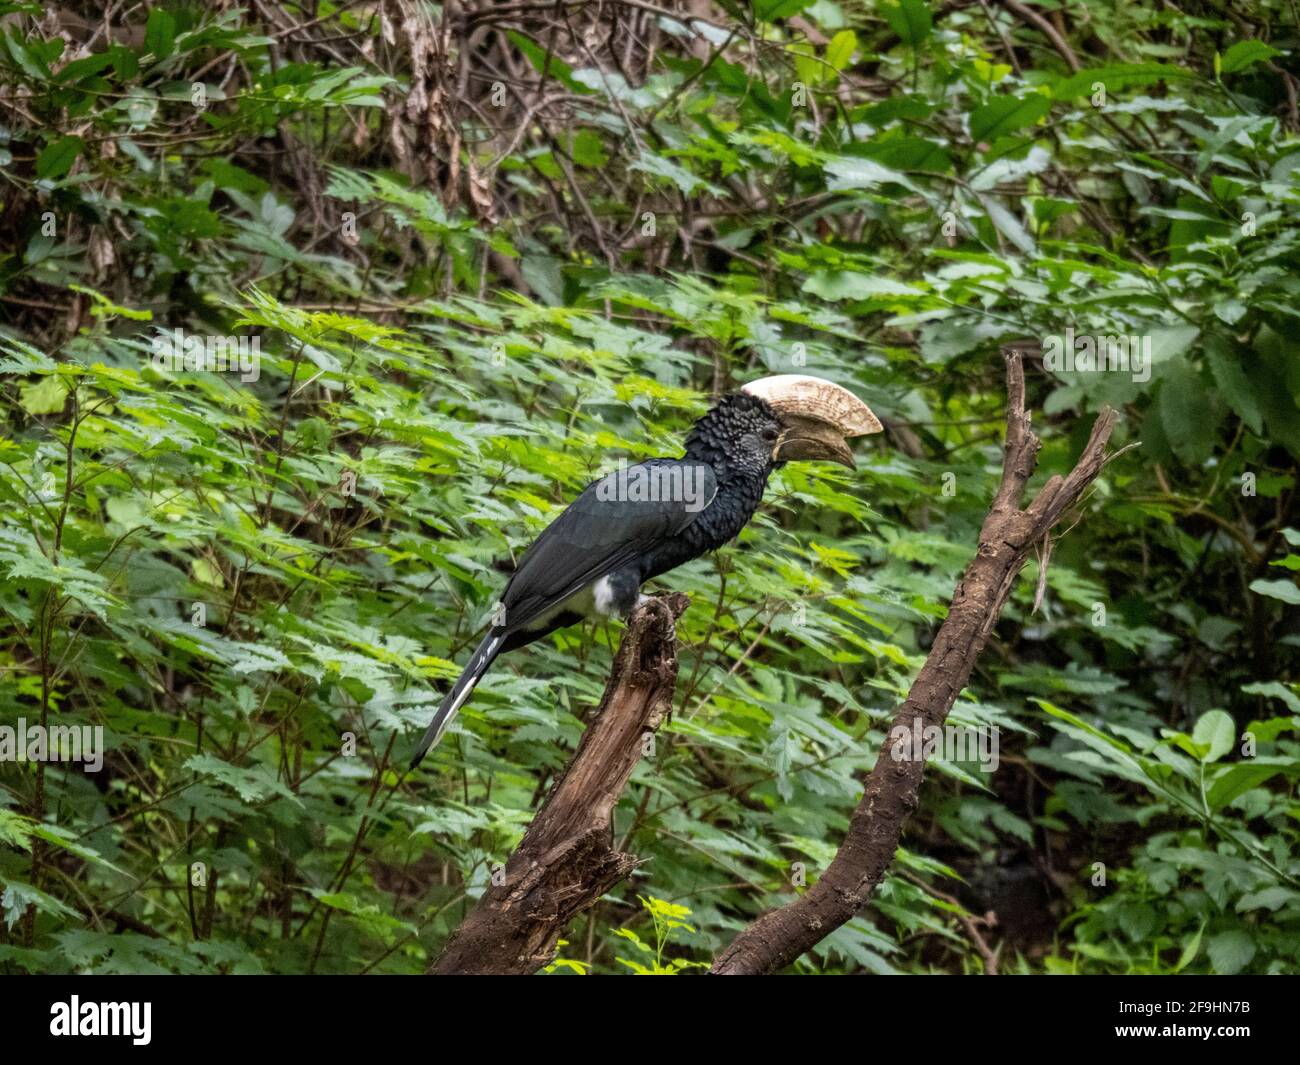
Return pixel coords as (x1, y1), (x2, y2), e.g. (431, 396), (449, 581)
(1001, 0), (1081, 73)
(901, 871), (1000, 975)
(429, 592), (690, 975)
(709, 350), (1120, 974)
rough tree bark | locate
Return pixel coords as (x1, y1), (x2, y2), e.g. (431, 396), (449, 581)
(430, 592), (690, 975)
(709, 351), (1121, 973)
(428, 350), (1122, 976)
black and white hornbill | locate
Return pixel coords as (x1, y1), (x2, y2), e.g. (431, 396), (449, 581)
(410, 374), (881, 767)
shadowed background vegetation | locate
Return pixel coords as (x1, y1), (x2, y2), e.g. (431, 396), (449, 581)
(1, 0), (1298, 974)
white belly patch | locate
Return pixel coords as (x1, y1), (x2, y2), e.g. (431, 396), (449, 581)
(522, 575), (632, 632)
(592, 574), (621, 616)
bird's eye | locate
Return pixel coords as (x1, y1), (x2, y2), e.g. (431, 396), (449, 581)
(761, 427), (779, 443)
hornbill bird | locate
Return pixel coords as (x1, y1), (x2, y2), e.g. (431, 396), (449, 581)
(410, 374), (881, 767)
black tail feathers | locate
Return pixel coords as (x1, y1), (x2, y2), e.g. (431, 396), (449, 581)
(409, 629), (505, 768)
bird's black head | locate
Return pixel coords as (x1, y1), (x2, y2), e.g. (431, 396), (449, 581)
(683, 392), (783, 478)
(684, 375), (883, 478)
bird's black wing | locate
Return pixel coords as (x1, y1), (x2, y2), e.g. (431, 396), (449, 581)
(501, 459), (717, 630)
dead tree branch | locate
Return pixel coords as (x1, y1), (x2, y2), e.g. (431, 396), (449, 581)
(429, 351), (1120, 976)
(429, 592), (690, 975)
(709, 350), (1121, 974)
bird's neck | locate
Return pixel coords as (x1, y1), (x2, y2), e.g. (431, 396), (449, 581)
(682, 436), (728, 475)
(683, 437), (771, 490)
(640, 460), (771, 581)
(680, 442), (773, 553)
(678, 395), (777, 546)
(682, 394), (775, 486)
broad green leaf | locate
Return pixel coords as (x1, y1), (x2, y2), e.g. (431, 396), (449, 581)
(35, 135), (84, 180)
(1205, 335), (1262, 434)
(825, 30), (857, 73)
(1156, 359), (1214, 465)
(1206, 762), (1291, 810)
(755, 0), (814, 20)
(1219, 41), (1280, 75)
(1052, 63), (1193, 100)
(1206, 930), (1255, 974)
(144, 10), (176, 61)
(1191, 709), (1235, 763)
(18, 374), (66, 415)
(883, 0), (933, 48)
(970, 93), (1051, 142)
(1173, 919), (1206, 972)
(1249, 579), (1300, 605)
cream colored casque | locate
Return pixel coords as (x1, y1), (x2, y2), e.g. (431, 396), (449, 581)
(742, 374), (883, 468)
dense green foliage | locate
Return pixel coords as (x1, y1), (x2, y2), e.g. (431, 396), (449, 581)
(1, 0), (1298, 975)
